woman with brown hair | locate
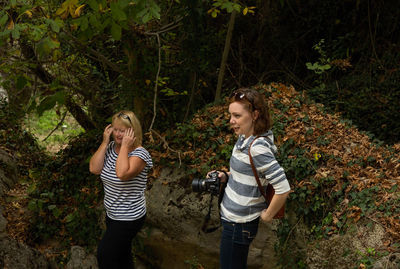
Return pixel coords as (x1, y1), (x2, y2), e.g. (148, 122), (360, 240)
(211, 88), (290, 269)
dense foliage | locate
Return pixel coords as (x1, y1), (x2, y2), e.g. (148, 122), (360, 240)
(0, 0), (399, 143)
(27, 132), (103, 248)
(0, 99), (46, 172)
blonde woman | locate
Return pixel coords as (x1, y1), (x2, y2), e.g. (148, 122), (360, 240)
(89, 110), (153, 269)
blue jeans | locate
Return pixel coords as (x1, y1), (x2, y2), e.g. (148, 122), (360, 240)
(220, 217), (260, 269)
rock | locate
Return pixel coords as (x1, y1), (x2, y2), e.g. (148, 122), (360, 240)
(0, 236), (55, 269)
(142, 167), (280, 269)
(0, 149), (18, 197)
(66, 246), (98, 269)
(306, 234), (359, 269)
(0, 150), (54, 269)
(306, 221), (390, 269)
(372, 253), (400, 269)
(0, 207), (7, 236)
(0, 85), (7, 101)
(142, 168), (221, 268)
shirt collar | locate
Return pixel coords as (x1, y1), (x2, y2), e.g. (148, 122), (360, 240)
(236, 130), (273, 151)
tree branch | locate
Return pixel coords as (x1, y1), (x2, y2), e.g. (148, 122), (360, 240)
(149, 129), (182, 167)
(19, 40), (96, 130)
(215, 9), (237, 101)
(147, 32), (161, 132)
(42, 110), (67, 142)
(63, 30), (130, 78)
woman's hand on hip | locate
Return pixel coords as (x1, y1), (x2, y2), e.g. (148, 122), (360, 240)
(260, 209), (273, 223)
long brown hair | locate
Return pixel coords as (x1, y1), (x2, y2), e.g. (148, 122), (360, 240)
(229, 88), (271, 135)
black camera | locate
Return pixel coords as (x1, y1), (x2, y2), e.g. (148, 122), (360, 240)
(192, 171), (221, 195)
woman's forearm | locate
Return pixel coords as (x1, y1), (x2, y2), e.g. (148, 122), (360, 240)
(261, 191), (290, 222)
(115, 146), (130, 179)
(89, 142), (108, 174)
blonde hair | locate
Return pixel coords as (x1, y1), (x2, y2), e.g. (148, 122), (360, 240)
(112, 110), (143, 147)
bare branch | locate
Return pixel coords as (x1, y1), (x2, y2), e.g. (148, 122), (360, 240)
(149, 129), (182, 167)
(63, 31), (130, 78)
(148, 33), (161, 132)
(42, 110), (68, 142)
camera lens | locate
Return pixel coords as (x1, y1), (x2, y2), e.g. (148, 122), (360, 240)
(192, 178), (205, 192)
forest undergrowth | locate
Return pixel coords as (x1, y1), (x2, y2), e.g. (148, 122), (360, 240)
(0, 83), (399, 268)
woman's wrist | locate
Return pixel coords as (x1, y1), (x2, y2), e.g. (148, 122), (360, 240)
(261, 210), (273, 222)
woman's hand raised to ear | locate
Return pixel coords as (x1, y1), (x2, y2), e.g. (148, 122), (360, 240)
(121, 128), (136, 150)
(102, 124), (113, 144)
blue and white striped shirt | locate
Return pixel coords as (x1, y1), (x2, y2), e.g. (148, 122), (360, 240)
(100, 141), (153, 221)
(221, 131), (290, 223)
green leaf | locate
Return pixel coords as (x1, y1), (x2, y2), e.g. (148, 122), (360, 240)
(221, 2), (229, 9)
(87, 0), (99, 11)
(111, 2), (127, 21)
(80, 16), (89, 31)
(48, 205), (62, 218)
(111, 21), (121, 40)
(118, 0), (130, 9)
(0, 14), (8, 27)
(89, 13), (100, 30)
(27, 182), (37, 194)
(37, 90), (65, 116)
(36, 36), (60, 59)
(53, 90), (66, 104)
(28, 200), (38, 211)
(142, 12), (151, 23)
(29, 25), (44, 41)
(149, 1), (161, 19)
(37, 97), (55, 116)
(11, 27), (20, 39)
(65, 213), (75, 223)
(100, 17), (111, 32)
(45, 18), (63, 33)
(0, 29), (11, 39)
(37, 199), (44, 210)
(15, 75), (28, 89)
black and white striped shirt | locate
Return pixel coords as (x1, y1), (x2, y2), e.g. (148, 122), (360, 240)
(221, 131), (290, 223)
(100, 141), (153, 221)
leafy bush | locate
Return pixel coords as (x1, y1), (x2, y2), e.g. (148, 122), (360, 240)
(0, 99), (46, 174)
(27, 131), (103, 249)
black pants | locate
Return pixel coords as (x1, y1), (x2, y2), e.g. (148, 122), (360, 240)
(97, 215), (145, 269)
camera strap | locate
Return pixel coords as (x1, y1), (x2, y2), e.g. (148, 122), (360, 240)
(249, 136), (285, 219)
(201, 193), (220, 233)
(201, 175), (227, 233)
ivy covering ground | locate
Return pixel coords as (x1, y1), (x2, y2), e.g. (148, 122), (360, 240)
(268, 84), (399, 238)
(149, 83), (400, 249)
